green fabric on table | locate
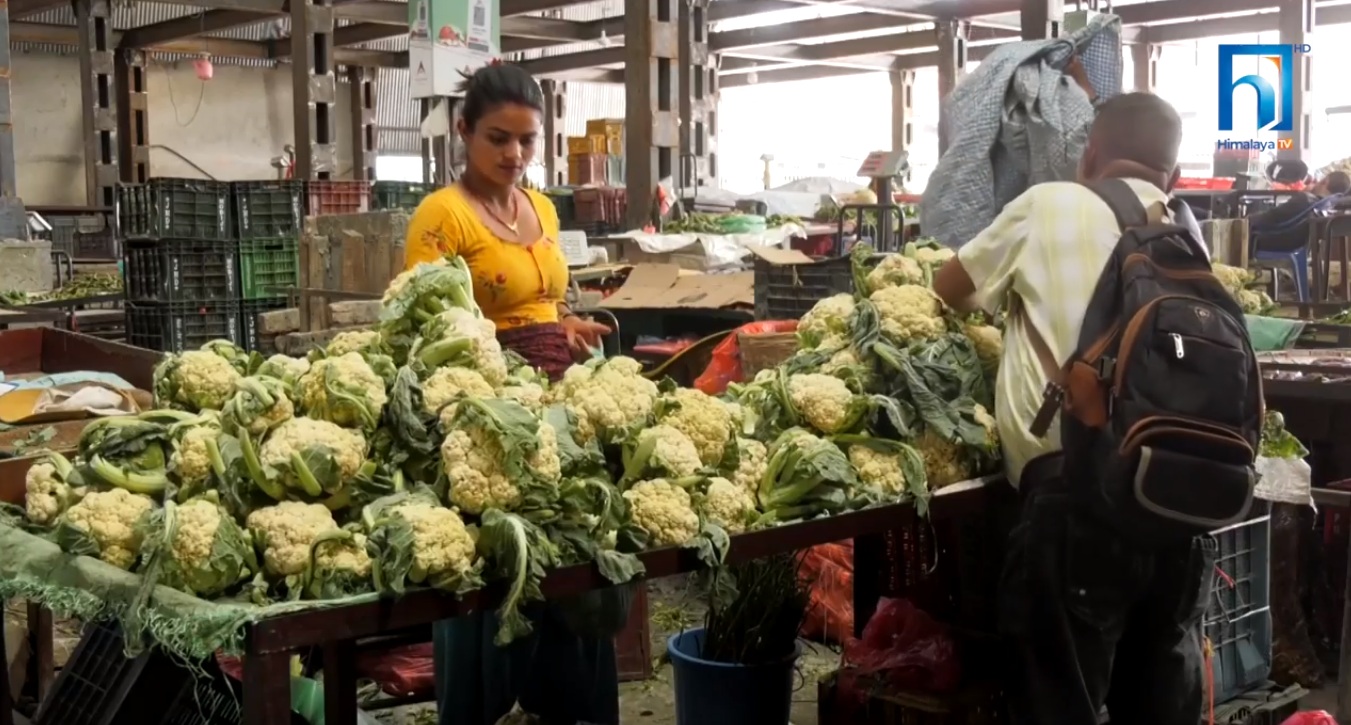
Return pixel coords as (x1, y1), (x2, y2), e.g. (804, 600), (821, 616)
(1245, 315), (1306, 352)
(0, 523), (372, 660)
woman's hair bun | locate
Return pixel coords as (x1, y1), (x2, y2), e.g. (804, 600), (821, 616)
(456, 62), (544, 129)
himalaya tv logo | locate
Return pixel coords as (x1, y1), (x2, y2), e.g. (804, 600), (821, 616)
(1216, 43), (1309, 151)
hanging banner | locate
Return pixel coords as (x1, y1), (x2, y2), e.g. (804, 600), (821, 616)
(409, 0), (500, 98)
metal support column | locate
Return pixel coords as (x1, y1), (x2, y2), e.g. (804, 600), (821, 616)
(1020, 0), (1062, 40)
(890, 69), (914, 182)
(347, 67), (376, 181)
(935, 21), (968, 156)
(1132, 34), (1160, 94)
(1278, 0), (1312, 162)
(289, 0), (336, 179)
(624, 0), (679, 229)
(114, 49), (149, 183)
(76, 0), (117, 207)
(540, 79), (567, 187)
(679, 0), (717, 190)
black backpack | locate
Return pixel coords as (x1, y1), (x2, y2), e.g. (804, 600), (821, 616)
(1028, 178), (1262, 544)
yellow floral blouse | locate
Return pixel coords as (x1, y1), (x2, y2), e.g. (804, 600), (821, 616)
(403, 187), (569, 331)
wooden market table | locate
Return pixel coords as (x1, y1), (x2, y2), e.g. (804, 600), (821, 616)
(235, 480), (993, 725)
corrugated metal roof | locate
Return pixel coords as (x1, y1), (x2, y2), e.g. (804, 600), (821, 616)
(562, 80), (622, 135)
(375, 66), (421, 154)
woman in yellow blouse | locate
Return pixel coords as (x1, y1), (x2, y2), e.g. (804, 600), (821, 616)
(406, 63), (615, 725)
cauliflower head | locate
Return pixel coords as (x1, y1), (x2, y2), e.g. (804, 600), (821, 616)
(424, 365), (495, 418)
(256, 354), (310, 387)
(963, 324), (1003, 369)
(442, 416), (560, 515)
(849, 445), (909, 495)
(24, 453), (84, 526)
(551, 357), (660, 444)
(1237, 288), (1276, 315)
(498, 381), (547, 414)
(1212, 263), (1253, 294)
(390, 501), (477, 582)
(871, 284), (947, 342)
(258, 417), (368, 499)
(787, 373), (860, 434)
(866, 254), (925, 293)
(160, 496), (256, 597)
(414, 308), (509, 386)
(154, 350), (242, 411)
(915, 404), (998, 489)
(656, 388), (734, 466)
(626, 424), (704, 480)
(623, 479), (700, 547)
(798, 293), (856, 349)
(62, 488), (156, 570)
(326, 330), (382, 357)
(699, 477), (757, 533)
(246, 501), (339, 578)
(297, 352), (388, 429)
(171, 422), (221, 489)
(730, 438), (768, 495)
(222, 376), (294, 437)
(909, 245), (955, 267)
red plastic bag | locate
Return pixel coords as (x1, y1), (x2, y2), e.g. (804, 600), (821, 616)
(693, 320), (797, 395)
(1281, 713), (1337, 725)
(840, 597), (960, 695)
(799, 541), (854, 645)
(354, 642), (435, 698)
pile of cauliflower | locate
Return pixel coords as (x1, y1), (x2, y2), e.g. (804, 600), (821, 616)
(1213, 263), (1277, 316)
(12, 240), (1006, 646)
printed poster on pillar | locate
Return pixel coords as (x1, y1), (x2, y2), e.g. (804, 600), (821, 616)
(409, 0), (500, 98)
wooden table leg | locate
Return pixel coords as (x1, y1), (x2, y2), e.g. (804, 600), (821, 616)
(23, 605), (51, 703)
(244, 650), (295, 725)
(323, 640), (358, 725)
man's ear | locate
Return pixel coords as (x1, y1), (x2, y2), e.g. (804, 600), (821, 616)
(1165, 165), (1181, 194)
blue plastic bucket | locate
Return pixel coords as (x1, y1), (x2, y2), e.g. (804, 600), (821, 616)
(667, 628), (802, 725)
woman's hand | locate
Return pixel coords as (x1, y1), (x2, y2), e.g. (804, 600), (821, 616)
(561, 314), (611, 356)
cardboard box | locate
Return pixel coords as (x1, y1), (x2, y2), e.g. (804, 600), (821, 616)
(601, 264), (753, 310)
(568, 136), (606, 155)
(616, 239), (716, 271)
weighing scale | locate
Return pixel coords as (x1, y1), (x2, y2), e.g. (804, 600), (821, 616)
(835, 150), (910, 254)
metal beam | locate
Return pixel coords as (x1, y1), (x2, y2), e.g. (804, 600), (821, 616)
(332, 22), (403, 45)
(890, 68), (914, 176)
(1115, 0), (1274, 25)
(119, 10), (275, 48)
(290, 0), (337, 178)
(1279, 0), (1312, 162)
(520, 47), (623, 76)
(710, 14), (923, 52)
(720, 63), (874, 87)
(1019, 0), (1060, 39)
(935, 19), (966, 154)
(114, 49), (150, 182)
(724, 49), (897, 70)
(679, 0), (717, 189)
(1147, 3), (1351, 43)
(76, 0), (117, 208)
(1131, 31), (1159, 93)
(347, 66), (376, 180)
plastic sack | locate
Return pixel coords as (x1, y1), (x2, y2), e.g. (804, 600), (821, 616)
(352, 642), (436, 698)
(799, 541), (854, 645)
(840, 597), (961, 695)
(1280, 712), (1337, 725)
(693, 320), (797, 395)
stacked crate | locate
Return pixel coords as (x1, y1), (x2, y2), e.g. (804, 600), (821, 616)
(372, 181), (433, 211)
(119, 178), (243, 352)
(232, 181), (305, 353)
(566, 119), (625, 186)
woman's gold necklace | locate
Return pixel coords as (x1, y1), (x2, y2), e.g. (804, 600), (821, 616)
(478, 191), (520, 234)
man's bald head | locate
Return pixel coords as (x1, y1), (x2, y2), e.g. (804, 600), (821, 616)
(1079, 92), (1183, 188)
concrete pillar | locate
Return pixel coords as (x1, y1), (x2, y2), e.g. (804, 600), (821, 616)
(679, 0), (717, 190)
(1020, 0), (1063, 40)
(936, 21), (968, 156)
(624, 0), (679, 229)
(347, 67), (377, 181)
(890, 68), (915, 166)
(76, 0), (118, 207)
(1132, 35), (1161, 94)
(290, 0), (337, 178)
(1278, 0), (1313, 162)
(114, 49), (150, 183)
(0, 0), (17, 202)
(540, 79), (568, 188)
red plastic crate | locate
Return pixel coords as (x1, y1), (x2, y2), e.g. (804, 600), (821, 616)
(306, 180), (371, 217)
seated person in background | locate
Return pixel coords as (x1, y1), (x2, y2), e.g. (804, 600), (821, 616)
(1251, 171), (1351, 253)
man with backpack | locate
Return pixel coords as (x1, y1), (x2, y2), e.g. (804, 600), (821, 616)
(932, 92), (1263, 725)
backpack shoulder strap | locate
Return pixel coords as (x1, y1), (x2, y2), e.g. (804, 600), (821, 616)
(1082, 178), (1167, 230)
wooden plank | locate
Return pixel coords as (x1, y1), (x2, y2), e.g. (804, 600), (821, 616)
(367, 232), (391, 295)
(309, 236), (331, 332)
(340, 233), (364, 294)
(323, 238), (343, 332)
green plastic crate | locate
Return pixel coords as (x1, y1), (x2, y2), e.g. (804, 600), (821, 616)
(238, 238), (299, 300)
(372, 181), (433, 210)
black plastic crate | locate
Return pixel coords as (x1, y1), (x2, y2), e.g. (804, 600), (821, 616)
(117, 179), (232, 241)
(241, 297), (292, 352)
(753, 254), (853, 321)
(127, 300), (241, 353)
(40, 213), (119, 260)
(233, 180), (305, 240)
(123, 240), (239, 303)
(372, 180), (432, 210)
(34, 621), (242, 725)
